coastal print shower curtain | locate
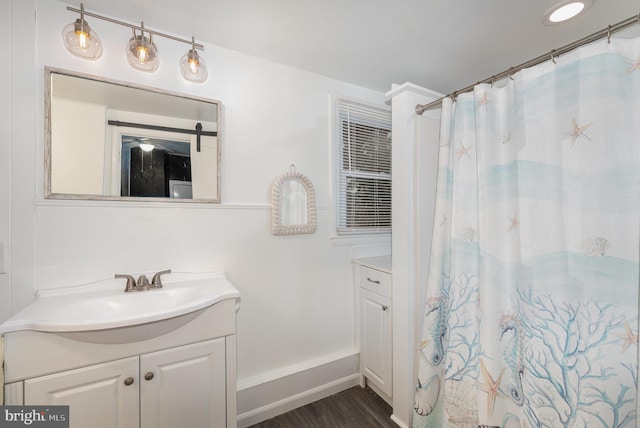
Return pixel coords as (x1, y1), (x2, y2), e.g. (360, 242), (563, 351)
(414, 37), (640, 428)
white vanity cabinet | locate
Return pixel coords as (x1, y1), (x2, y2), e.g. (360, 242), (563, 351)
(3, 296), (238, 428)
(23, 339), (226, 428)
(353, 256), (392, 403)
(24, 356), (140, 428)
(140, 339), (227, 428)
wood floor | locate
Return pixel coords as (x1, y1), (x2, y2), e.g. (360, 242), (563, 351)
(248, 386), (397, 428)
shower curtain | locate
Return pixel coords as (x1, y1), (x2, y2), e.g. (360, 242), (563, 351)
(414, 37), (640, 428)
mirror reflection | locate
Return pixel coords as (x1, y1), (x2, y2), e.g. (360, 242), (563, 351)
(279, 180), (308, 226)
(45, 67), (221, 202)
(120, 136), (192, 198)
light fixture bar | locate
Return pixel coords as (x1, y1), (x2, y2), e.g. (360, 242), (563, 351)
(66, 5), (204, 51)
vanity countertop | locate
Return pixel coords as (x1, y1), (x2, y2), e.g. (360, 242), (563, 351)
(0, 271), (239, 335)
(352, 255), (392, 274)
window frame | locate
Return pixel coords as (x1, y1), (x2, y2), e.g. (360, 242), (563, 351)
(332, 96), (392, 237)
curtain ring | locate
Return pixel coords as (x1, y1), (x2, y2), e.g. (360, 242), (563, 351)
(508, 67), (515, 81)
(550, 49), (557, 64)
(607, 25), (611, 44)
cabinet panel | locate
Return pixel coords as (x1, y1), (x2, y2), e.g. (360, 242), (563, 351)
(360, 289), (392, 397)
(359, 266), (392, 298)
(140, 338), (226, 428)
(24, 357), (139, 428)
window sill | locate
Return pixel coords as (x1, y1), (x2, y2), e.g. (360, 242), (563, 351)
(329, 233), (391, 247)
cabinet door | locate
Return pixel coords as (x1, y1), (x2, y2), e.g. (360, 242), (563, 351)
(361, 289), (392, 396)
(24, 357), (139, 428)
(140, 338), (226, 428)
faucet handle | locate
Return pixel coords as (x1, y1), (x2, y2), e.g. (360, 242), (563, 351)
(151, 269), (171, 288)
(115, 274), (137, 292)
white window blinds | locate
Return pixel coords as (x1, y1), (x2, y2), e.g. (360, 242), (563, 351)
(336, 98), (392, 235)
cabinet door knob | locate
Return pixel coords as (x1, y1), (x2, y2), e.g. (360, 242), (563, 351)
(124, 377), (135, 386)
(367, 277), (381, 284)
(144, 372), (154, 381)
(381, 305), (388, 311)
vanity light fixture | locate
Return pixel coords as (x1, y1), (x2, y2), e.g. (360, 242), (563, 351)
(126, 23), (160, 73)
(179, 37), (208, 84)
(62, 3), (103, 60)
(64, 4), (208, 83)
(543, 0), (594, 25)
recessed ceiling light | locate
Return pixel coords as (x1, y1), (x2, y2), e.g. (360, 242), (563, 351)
(543, 0), (594, 25)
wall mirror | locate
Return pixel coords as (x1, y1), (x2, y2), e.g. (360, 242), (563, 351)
(271, 168), (317, 235)
(45, 67), (221, 202)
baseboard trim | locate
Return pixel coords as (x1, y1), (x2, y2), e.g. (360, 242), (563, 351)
(237, 374), (360, 427)
(236, 350), (360, 427)
(390, 413), (410, 428)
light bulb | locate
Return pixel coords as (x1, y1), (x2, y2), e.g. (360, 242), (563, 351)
(137, 46), (148, 62)
(77, 31), (88, 48)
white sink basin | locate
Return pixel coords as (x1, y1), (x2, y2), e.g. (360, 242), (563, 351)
(0, 272), (240, 343)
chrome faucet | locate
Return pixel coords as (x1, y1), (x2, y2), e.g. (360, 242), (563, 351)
(114, 274), (137, 292)
(137, 274), (151, 291)
(115, 269), (171, 292)
(152, 270), (171, 288)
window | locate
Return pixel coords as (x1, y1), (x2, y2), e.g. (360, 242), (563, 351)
(335, 98), (392, 235)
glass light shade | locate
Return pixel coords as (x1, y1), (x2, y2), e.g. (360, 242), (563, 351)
(62, 19), (103, 60)
(179, 49), (208, 83)
(542, 0), (594, 25)
(126, 35), (159, 72)
(549, 2), (584, 22)
(139, 143), (155, 152)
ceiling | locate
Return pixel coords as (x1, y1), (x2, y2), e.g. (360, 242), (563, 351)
(57, 0), (639, 95)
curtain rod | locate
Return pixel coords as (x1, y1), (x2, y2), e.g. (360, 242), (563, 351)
(416, 12), (640, 115)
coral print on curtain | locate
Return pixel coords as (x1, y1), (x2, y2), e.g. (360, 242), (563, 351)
(414, 36), (640, 428)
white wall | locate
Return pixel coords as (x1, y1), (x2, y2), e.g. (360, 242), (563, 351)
(3, 0), (391, 420)
(0, 0), (12, 320)
(2, 0), (38, 325)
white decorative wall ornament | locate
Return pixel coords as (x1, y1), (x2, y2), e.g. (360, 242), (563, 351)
(271, 167), (317, 235)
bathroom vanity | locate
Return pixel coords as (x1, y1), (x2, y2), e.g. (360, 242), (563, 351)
(1, 272), (239, 428)
(353, 256), (392, 404)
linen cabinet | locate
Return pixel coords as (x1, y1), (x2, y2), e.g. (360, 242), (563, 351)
(353, 256), (392, 403)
